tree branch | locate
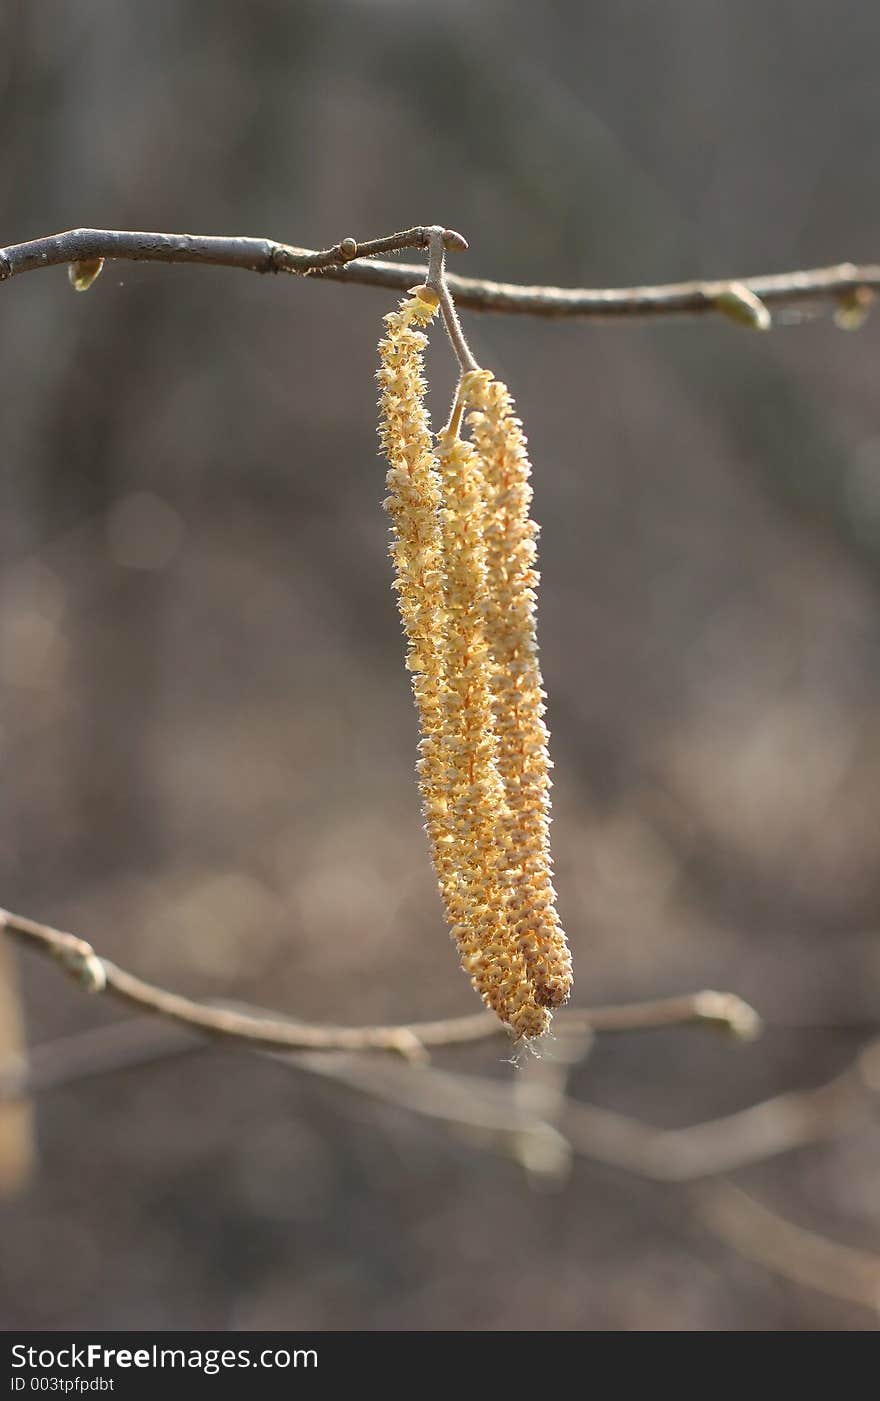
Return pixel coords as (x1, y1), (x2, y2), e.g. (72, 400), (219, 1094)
(1, 226), (876, 323)
(0, 905), (759, 1058)
(7, 1007), (875, 1191)
(7, 1018), (875, 1314)
(0, 224), (467, 283)
(0, 1020), (202, 1102)
(562, 1044), (878, 1181)
(699, 1184), (880, 1316)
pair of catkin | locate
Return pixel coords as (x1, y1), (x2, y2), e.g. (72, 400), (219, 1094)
(377, 287), (572, 1039)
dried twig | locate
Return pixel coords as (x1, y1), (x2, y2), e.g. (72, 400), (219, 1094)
(699, 1184), (880, 1315)
(0, 1020), (202, 1101)
(6, 1003), (874, 1193)
(6, 1015), (876, 1317)
(1, 226), (876, 324)
(0, 225), (466, 283)
(0, 906), (759, 1057)
(562, 1044), (879, 1181)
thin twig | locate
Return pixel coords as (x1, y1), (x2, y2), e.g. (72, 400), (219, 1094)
(583, 989), (761, 1038)
(562, 1047), (877, 1181)
(7, 1020), (876, 1316)
(699, 1183), (880, 1315)
(8, 1008), (874, 1192)
(0, 225), (467, 283)
(0, 1020), (203, 1101)
(1, 227), (877, 323)
(0, 905), (759, 1056)
(287, 1030), (880, 1187)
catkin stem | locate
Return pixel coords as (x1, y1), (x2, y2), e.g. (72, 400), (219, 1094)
(425, 226), (480, 377)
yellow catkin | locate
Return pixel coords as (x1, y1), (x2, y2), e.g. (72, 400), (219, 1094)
(377, 289), (448, 875)
(434, 422), (549, 1039)
(463, 371), (573, 1009)
(377, 295), (548, 1039)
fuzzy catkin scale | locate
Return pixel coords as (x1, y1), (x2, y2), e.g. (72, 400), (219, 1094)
(377, 295), (549, 1039)
(463, 371), (574, 1009)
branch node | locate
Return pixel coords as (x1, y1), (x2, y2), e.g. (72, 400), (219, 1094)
(268, 242), (294, 274)
(50, 938), (107, 994)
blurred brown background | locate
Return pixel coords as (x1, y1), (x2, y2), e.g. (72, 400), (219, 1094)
(1, 0), (879, 1330)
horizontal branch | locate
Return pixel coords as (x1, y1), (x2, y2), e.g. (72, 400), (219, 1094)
(0, 905), (759, 1058)
(329, 257), (880, 323)
(0, 224), (465, 283)
(1, 225), (876, 323)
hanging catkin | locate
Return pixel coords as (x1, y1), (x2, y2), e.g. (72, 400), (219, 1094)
(463, 370), (573, 1010)
(377, 288), (570, 1037)
(377, 290), (548, 1039)
(434, 418), (549, 1039)
(377, 287), (449, 883)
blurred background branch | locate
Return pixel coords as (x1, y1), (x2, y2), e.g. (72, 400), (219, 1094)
(2, 1008), (877, 1316)
(698, 1184), (880, 1316)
